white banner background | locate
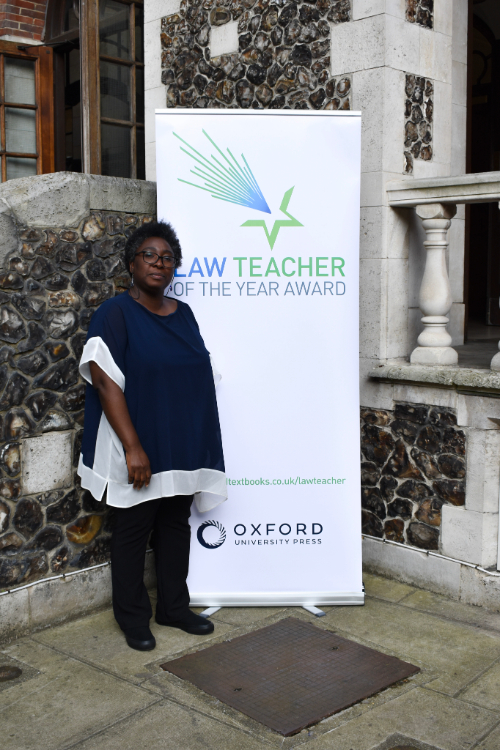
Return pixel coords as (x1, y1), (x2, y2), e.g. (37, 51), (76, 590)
(156, 110), (363, 606)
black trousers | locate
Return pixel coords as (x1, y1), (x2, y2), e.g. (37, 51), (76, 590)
(110, 494), (194, 631)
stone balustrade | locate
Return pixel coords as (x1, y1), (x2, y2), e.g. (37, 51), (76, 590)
(387, 172), (500, 369)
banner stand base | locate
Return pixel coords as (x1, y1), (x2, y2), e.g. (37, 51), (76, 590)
(190, 592), (364, 607)
(302, 605), (326, 617)
(200, 607), (221, 618)
(199, 605), (330, 619)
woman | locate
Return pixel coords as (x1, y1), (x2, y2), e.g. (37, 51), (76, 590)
(78, 221), (226, 651)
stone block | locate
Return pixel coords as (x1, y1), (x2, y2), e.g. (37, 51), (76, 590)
(0, 587), (29, 640)
(460, 566), (500, 611)
(0, 173), (90, 229)
(452, 60), (467, 107)
(88, 176), (156, 214)
(21, 431), (72, 495)
(392, 383), (458, 409)
(362, 534), (461, 597)
(465, 430), (500, 515)
(408, 307), (420, 354)
(457, 394), (500, 430)
(432, 80), (452, 167)
(360, 258), (387, 359)
(448, 216), (465, 303)
(210, 20), (238, 59)
(382, 67), (406, 174)
(441, 506), (499, 568)
(451, 103), (467, 177)
(386, 0), (406, 17)
(385, 14), (419, 74)
(448, 302), (465, 347)
(28, 566), (113, 631)
(408, 206), (426, 307)
(420, 29), (452, 85)
(452, 0), (468, 65)
(360, 170), (408, 208)
(386, 258), (409, 359)
(433, 0), (453, 37)
(360, 205), (411, 261)
(144, 18), (163, 94)
(0, 200), (19, 270)
(360, 356), (394, 410)
(145, 86), (166, 144)
(412, 160), (450, 179)
(146, 140), (157, 183)
(360, 206), (384, 260)
(145, 0), (180, 24)
(352, 0), (385, 20)
(330, 15), (385, 75)
(352, 68), (384, 174)
(386, 206), (412, 259)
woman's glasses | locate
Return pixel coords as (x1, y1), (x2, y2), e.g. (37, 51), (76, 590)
(135, 251), (176, 268)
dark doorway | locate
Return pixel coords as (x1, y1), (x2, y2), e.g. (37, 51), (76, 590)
(468, 0), (500, 328)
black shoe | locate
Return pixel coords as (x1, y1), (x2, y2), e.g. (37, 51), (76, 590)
(123, 626), (156, 651)
(155, 609), (215, 635)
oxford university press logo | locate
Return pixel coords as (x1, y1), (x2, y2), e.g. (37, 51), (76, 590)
(174, 130), (303, 250)
(197, 520), (226, 549)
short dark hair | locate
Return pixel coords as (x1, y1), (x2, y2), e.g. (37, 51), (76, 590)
(124, 220), (182, 275)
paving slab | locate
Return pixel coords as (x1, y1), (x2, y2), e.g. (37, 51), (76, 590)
(475, 721), (500, 750)
(458, 661), (500, 711)
(401, 589), (500, 633)
(33, 607), (233, 685)
(363, 572), (417, 603)
(321, 597), (500, 695)
(70, 698), (274, 750)
(210, 606), (292, 626)
(308, 687), (499, 750)
(0, 639), (158, 750)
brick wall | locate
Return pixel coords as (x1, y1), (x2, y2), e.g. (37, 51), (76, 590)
(0, 0), (48, 42)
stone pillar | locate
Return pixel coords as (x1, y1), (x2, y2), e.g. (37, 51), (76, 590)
(410, 202), (458, 366)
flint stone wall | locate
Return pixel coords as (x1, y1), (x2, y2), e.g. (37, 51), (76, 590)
(0, 173), (155, 591)
(403, 74), (433, 174)
(361, 402), (466, 552)
(161, 0), (352, 111)
(405, 0), (433, 29)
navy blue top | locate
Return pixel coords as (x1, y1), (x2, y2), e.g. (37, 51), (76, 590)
(81, 293), (225, 479)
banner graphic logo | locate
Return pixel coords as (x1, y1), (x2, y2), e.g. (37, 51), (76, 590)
(197, 520), (226, 549)
(174, 130), (303, 250)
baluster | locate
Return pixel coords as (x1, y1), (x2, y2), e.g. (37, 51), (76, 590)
(410, 203), (458, 366)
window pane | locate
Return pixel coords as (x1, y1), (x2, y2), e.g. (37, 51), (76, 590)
(63, 0), (79, 32)
(65, 47), (82, 171)
(135, 6), (144, 62)
(100, 0), (130, 60)
(136, 128), (145, 179)
(136, 67), (144, 123)
(100, 61), (131, 121)
(101, 123), (130, 177)
(5, 108), (36, 153)
(5, 58), (35, 105)
(7, 156), (37, 180)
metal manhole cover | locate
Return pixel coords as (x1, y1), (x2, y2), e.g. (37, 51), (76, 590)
(161, 617), (419, 736)
(0, 665), (22, 682)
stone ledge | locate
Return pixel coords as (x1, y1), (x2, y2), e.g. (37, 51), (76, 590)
(386, 170), (500, 207)
(0, 173), (156, 231)
(369, 362), (500, 395)
(0, 555), (156, 643)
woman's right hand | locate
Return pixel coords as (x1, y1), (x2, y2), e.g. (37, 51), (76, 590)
(125, 445), (151, 489)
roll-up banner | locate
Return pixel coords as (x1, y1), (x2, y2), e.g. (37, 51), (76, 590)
(156, 110), (363, 606)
